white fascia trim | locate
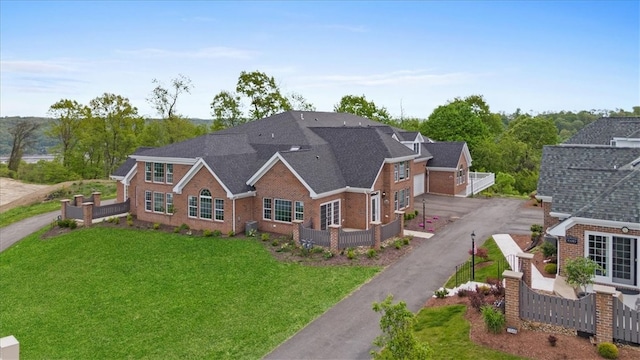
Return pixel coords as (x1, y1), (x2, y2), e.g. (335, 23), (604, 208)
(246, 153), (318, 198)
(122, 164), (138, 186)
(416, 133), (425, 143)
(384, 154), (419, 163)
(131, 155), (197, 166)
(172, 158), (233, 197)
(312, 187), (370, 200)
(391, 134), (399, 141)
(369, 163), (385, 192)
(536, 195), (552, 202)
(426, 166), (456, 172)
(462, 143), (472, 167)
(550, 211), (571, 218)
(548, 217), (640, 237)
(414, 156), (431, 163)
(230, 191), (256, 200)
(110, 175), (124, 181)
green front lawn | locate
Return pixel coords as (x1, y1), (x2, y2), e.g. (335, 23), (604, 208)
(0, 228), (380, 359)
(414, 305), (523, 359)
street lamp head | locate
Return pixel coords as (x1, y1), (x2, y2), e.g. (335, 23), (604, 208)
(471, 231), (475, 241)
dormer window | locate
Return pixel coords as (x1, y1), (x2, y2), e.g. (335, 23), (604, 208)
(413, 143), (420, 154)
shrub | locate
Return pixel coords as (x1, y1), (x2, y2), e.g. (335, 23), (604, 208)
(366, 249), (378, 259)
(203, 229), (213, 237)
(247, 229), (257, 237)
(565, 257), (604, 295)
(457, 289), (469, 297)
(597, 342), (619, 359)
(323, 250), (334, 260)
(113, 217), (120, 225)
(402, 236), (411, 245)
(212, 230), (222, 237)
(126, 213), (133, 221)
(530, 224), (543, 233)
(469, 247), (489, 261)
(179, 223), (190, 231)
(547, 335), (557, 347)
(469, 290), (487, 312)
(127, 219), (134, 227)
(394, 240), (403, 249)
(544, 263), (557, 274)
(57, 218), (78, 229)
(531, 231), (541, 241)
(153, 223), (160, 230)
(540, 241), (557, 258)
(414, 210), (418, 216)
(487, 279), (505, 297)
(477, 284), (491, 295)
(346, 248), (357, 260)
(173, 227), (180, 233)
(481, 305), (505, 334)
(227, 230), (235, 237)
(434, 288), (449, 298)
(261, 233), (270, 242)
(271, 240), (280, 247)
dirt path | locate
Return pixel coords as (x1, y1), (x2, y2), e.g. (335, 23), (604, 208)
(0, 178), (51, 207)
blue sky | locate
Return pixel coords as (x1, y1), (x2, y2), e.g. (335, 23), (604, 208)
(1, 1), (638, 119)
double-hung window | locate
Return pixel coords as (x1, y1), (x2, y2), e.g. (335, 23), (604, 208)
(214, 199), (224, 221)
(153, 192), (164, 213)
(145, 190), (152, 211)
(274, 199), (292, 222)
(166, 193), (173, 214)
(188, 196), (197, 218)
(263, 198), (272, 220)
(295, 201), (304, 221)
(154, 163), (165, 182)
(145, 162), (152, 182)
(395, 161), (409, 182)
(166, 164), (173, 184)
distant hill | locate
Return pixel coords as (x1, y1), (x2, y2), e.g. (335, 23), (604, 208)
(0, 117), (213, 156)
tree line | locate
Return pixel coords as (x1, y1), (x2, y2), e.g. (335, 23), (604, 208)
(2, 70), (638, 194)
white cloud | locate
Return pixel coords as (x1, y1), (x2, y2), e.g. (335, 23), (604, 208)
(116, 47), (258, 60)
(295, 70), (479, 88)
(1, 60), (75, 73)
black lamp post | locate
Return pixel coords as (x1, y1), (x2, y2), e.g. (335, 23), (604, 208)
(471, 231), (476, 281)
(422, 198), (426, 229)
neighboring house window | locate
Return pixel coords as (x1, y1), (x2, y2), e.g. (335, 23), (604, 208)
(166, 193), (173, 214)
(188, 196), (197, 218)
(199, 189), (212, 219)
(154, 163), (165, 183)
(320, 200), (340, 230)
(145, 190), (152, 211)
(153, 192), (164, 213)
(263, 198), (272, 220)
(145, 162), (152, 182)
(457, 165), (465, 185)
(214, 198), (224, 221)
(295, 201), (304, 221)
(394, 161), (410, 182)
(274, 199), (292, 222)
(166, 164), (173, 184)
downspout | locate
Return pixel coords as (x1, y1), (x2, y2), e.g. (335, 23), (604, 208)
(232, 198), (236, 234)
(426, 168), (430, 194)
(365, 191), (370, 230)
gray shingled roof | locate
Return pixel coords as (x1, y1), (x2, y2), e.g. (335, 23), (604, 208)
(564, 117), (640, 145)
(112, 147), (154, 177)
(423, 142), (466, 168)
(119, 111), (421, 195)
(537, 145), (640, 223)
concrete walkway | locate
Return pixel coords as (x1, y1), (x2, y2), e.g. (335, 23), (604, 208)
(493, 233), (555, 292)
(0, 210), (61, 252)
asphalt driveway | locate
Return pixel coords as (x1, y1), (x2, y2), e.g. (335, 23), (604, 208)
(264, 195), (542, 359)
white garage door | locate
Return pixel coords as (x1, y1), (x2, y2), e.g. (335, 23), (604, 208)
(413, 174), (425, 196)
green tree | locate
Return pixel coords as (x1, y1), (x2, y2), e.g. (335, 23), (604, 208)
(564, 257), (604, 296)
(210, 90), (245, 129)
(334, 95), (393, 124)
(371, 295), (431, 360)
(288, 92), (316, 111)
(236, 70), (291, 119)
(144, 74), (200, 145)
(464, 95), (504, 136)
(88, 93), (144, 178)
(46, 99), (88, 168)
(7, 119), (41, 172)
(506, 115), (558, 151)
(420, 97), (491, 153)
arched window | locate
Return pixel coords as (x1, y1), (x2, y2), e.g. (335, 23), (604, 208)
(199, 189), (212, 219)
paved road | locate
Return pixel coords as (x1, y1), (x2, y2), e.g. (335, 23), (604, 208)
(264, 195), (542, 360)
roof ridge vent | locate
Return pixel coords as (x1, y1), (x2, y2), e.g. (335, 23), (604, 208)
(271, 133), (274, 138)
(289, 145), (300, 151)
(301, 113), (304, 120)
(343, 121), (346, 126)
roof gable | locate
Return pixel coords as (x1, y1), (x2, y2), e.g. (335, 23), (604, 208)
(564, 117), (640, 145)
(424, 142), (470, 168)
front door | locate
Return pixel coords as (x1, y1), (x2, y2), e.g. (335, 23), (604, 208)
(371, 193), (380, 223)
(612, 236), (636, 286)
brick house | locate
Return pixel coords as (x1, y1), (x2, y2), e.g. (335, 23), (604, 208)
(111, 111), (484, 235)
(537, 117), (640, 291)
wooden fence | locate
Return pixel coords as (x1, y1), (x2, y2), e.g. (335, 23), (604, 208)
(299, 225), (330, 247)
(338, 228), (374, 249)
(65, 203), (83, 219)
(613, 297), (640, 344)
(381, 218), (401, 241)
(92, 199), (130, 219)
(519, 282), (596, 334)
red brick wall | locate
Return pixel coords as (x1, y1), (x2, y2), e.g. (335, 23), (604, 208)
(453, 152), (469, 195)
(344, 192), (367, 229)
(542, 201), (559, 230)
(427, 170), (455, 195)
(254, 161), (313, 235)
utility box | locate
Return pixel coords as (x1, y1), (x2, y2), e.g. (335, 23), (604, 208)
(245, 221), (258, 236)
(0, 335), (19, 360)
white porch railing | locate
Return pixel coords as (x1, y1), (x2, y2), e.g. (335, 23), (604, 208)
(460, 172), (495, 197)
